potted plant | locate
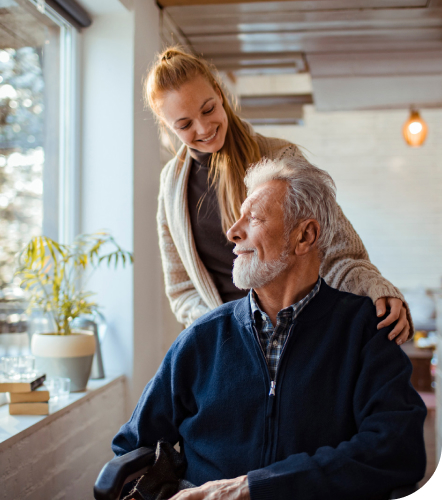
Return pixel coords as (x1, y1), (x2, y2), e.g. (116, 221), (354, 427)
(15, 232), (133, 391)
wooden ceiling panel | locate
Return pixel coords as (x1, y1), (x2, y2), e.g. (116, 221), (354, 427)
(172, 9), (442, 36)
(161, 0), (442, 110)
(208, 52), (306, 73)
(312, 74), (442, 111)
(188, 27), (442, 47)
(164, 0), (427, 16)
(308, 51), (442, 77)
(192, 39), (442, 56)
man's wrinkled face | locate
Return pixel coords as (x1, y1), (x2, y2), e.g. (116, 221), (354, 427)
(226, 180), (290, 290)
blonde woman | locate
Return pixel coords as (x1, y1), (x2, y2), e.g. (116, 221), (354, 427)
(147, 47), (412, 342)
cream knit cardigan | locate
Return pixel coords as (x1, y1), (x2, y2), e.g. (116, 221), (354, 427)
(157, 132), (412, 333)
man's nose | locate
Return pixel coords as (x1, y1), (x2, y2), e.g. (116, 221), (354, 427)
(226, 219), (243, 243)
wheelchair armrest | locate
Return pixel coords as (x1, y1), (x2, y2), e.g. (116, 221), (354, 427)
(94, 447), (156, 500)
(389, 483), (418, 499)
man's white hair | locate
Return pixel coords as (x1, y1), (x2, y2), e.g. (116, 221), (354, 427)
(244, 152), (338, 255)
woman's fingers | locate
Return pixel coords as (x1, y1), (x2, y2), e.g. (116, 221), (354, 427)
(394, 321), (410, 345)
(376, 297), (402, 329)
(376, 297), (387, 318)
(386, 306), (409, 345)
(376, 298), (410, 345)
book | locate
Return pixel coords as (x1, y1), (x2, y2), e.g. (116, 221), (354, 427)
(9, 402), (49, 415)
(0, 374), (46, 393)
(8, 385), (50, 403)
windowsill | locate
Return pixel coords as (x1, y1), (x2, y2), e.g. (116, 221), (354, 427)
(0, 374), (125, 452)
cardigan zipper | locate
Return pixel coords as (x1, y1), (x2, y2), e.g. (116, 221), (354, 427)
(252, 322), (296, 397)
(252, 321), (296, 468)
(270, 322), (295, 398)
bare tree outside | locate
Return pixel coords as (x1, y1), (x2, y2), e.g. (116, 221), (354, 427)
(0, 46), (44, 288)
(0, 1), (62, 349)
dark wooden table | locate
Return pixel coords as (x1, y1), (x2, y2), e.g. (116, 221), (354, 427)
(401, 342), (434, 393)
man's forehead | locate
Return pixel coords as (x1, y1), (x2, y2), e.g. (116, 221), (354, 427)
(241, 192), (264, 214)
(241, 182), (285, 213)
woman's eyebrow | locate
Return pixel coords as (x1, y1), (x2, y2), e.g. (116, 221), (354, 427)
(173, 98), (214, 125)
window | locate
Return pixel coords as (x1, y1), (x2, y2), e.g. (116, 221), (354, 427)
(0, 0), (77, 352)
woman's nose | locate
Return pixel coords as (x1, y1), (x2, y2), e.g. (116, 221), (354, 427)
(195, 119), (211, 136)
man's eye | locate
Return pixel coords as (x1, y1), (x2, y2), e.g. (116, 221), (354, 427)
(203, 106), (215, 115)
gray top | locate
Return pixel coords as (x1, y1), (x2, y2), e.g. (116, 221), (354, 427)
(187, 149), (247, 304)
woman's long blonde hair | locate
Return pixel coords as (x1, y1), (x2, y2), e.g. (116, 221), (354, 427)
(145, 46), (261, 233)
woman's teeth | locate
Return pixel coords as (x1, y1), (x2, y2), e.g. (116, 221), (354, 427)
(200, 129), (217, 142)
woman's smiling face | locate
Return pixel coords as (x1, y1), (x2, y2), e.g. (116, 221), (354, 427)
(158, 75), (228, 153)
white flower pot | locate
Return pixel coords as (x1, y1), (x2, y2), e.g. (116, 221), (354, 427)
(31, 331), (96, 392)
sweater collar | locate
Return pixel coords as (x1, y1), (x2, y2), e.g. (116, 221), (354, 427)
(188, 148), (212, 168)
(234, 278), (340, 328)
(249, 277), (321, 325)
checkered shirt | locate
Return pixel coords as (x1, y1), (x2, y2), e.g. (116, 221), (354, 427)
(250, 277), (321, 381)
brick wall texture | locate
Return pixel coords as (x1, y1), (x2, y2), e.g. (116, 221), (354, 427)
(0, 378), (126, 500)
(256, 106), (442, 291)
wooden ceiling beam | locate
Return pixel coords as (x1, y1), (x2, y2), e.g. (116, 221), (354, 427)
(191, 39), (442, 56)
(208, 51), (306, 72)
(163, 0), (428, 16)
(168, 7), (442, 28)
(307, 50), (442, 77)
(188, 27), (442, 46)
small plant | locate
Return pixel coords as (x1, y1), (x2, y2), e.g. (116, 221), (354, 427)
(15, 232), (133, 335)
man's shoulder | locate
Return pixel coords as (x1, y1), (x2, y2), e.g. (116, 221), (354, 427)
(327, 284), (377, 319)
(190, 298), (247, 330)
(173, 298), (249, 347)
(307, 281), (379, 335)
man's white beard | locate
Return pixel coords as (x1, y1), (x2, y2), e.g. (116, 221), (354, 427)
(232, 248), (289, 290)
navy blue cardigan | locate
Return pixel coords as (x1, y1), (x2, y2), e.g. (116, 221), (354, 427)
(112, 281), (426, 499)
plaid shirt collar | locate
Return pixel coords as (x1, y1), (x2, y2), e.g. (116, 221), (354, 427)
(249, 277), (321, 381)
(249, 277), (322, 324)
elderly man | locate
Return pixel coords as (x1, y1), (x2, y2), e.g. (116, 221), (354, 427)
(112, 158), (426, 500)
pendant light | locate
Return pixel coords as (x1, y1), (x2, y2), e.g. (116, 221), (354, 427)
(402, 109), (428, 147)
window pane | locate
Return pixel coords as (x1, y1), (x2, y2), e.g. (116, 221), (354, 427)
(0, 1), (60, 289)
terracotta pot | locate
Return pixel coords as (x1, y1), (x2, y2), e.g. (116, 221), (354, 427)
(31, 331), (96, 392)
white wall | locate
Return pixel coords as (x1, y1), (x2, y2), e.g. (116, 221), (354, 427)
(132, 0), (168, 403)
(80, 3), (135, 400)
(79, 0), (177, 411)
(256, 106), (442, 291)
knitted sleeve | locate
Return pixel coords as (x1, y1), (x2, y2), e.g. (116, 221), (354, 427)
(157, 170), (211, 328)
(275, 144), (414, 338)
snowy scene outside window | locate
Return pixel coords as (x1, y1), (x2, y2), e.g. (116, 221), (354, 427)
(0, 1), (70, 351)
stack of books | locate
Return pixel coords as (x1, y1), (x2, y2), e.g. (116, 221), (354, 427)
(0, 374), (49, 415)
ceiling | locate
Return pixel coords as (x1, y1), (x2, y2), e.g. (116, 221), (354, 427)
(158, 0), (442, 113)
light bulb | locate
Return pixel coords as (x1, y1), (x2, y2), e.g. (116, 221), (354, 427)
(408, 122), (423, 135)
(402, 110), (427, 147)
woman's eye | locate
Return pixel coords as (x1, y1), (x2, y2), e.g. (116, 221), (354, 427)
(180, 122), (191, 130)
(203, 106), (215, 115)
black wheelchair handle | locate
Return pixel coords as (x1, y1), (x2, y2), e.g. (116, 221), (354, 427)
(94, 447), (156, 500)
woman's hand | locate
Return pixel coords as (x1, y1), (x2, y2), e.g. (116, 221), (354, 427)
(376, 297), (409, 345)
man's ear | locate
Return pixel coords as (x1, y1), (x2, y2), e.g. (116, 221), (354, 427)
(293, 219), (320, 256)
